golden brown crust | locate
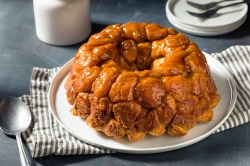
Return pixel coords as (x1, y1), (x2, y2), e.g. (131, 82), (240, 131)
(64, 22), (220, 141)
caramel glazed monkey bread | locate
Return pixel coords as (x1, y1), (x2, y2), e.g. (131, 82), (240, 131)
(64, 22), (220, 141)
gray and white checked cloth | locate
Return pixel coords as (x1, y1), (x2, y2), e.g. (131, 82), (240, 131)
(20, 45), (250, 157)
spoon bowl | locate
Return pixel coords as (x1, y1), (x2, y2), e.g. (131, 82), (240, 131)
(0, 96), (31, 166)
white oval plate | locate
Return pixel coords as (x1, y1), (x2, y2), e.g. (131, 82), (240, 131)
(166, 0), (248, 29)
(167, 10), (247, 36)
(48, 52), (237, 154)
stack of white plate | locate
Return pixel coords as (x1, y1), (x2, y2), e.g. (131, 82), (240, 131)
(165, 0), (248, 36)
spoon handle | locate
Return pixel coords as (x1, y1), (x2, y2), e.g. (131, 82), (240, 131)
(16, 134), (30, 166)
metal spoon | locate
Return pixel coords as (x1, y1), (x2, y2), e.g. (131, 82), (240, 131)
(186, 0), (239, 10)
(187, 1), (248, 19)
(0, 97), (31, 166)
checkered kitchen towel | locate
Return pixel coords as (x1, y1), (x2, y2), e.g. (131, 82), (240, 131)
(20, 45), (250, 157)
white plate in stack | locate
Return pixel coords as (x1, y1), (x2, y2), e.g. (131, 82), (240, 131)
(166, 0), (248, 36)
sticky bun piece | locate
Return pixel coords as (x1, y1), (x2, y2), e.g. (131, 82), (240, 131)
(65, 22), (220, 141)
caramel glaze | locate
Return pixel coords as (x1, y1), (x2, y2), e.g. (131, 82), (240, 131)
(65, 22), (220, 141)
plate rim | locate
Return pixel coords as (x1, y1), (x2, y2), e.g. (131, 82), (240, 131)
(48, 52), (237, 154)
